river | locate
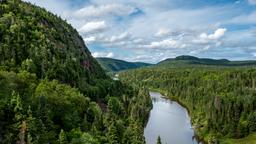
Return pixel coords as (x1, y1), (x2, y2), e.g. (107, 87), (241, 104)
(144, 91), (199, 144)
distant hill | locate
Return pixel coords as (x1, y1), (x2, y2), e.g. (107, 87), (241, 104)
(156, 55), (256, 67)
(96, 57), (152, 72)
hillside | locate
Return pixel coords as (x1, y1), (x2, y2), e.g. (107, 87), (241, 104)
(96, 57), (152, 72)
(119, 66), (256, 143)
(157, 55), (256, 67)
(0, 0), (107, 85)
(0, 1), (151, 143)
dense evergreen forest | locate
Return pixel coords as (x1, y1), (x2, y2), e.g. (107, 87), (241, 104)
(0, 0), (152, 143)
(157, 55), (256, 68)
(120, 67), (256, 143)
(96, 58), (152, 72)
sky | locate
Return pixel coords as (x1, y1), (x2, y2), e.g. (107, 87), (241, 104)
(23, 0), (256, 63)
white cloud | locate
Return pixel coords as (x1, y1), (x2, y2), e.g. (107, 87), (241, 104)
(84, 36), (96, 44)
(133, 38), (143, 44)
(141, 39), (186, 49)
(194, 28), (227, 44)
(208, 28), (227, 40)
(79, 21), (107, 34)
(190, 45), (211, 55)
(106, 52), (114, 58)
(81, 32), (131, 46)
(23, 0), (256, 62)
(108, 32), (129, 42)
(248, 0), (256, 5)
(72, 4), (137, 19)
(92, 52), (114, 58)
(155, 28), (171, 37)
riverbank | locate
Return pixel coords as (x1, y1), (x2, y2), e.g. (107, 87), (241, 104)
(148, 87), (256, 144)
(144, 91), (199, 144)
(147, 88), (205, 143)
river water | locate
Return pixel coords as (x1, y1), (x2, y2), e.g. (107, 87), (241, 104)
(144, 92), (199, 144)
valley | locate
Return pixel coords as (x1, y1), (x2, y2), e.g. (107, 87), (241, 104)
(0, 0), (255, 144)
(119, 65), (256, 144)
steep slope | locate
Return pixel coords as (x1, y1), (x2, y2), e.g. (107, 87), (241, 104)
(96, 57), (152, 72)
(0, 0), (106, 85)
(157, 55), (256, 67)
(0, 1), (152, 143)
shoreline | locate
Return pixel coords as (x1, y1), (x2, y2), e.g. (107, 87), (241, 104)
(148, 88), (206, 144)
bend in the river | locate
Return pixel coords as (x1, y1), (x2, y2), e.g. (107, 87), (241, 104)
(144, 91), (199, 144)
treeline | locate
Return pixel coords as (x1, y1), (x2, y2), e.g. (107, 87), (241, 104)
(0, 0), (152, 143)
(119, 67), (256, 143)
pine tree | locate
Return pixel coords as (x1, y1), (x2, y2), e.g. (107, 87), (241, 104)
(156, 135), (162, 144)
(10, 91), (26, 144)
(26, 106), (36, 143)
(106, 123), (119, 144)
(58, 129), (68, 144)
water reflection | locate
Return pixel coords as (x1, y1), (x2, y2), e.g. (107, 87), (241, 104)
(144, 92), (199, 144)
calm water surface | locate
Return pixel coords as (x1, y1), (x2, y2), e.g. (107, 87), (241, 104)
(144, 92), (198, 144)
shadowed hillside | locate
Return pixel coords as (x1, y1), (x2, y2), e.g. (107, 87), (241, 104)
(97, 57), (152, 72)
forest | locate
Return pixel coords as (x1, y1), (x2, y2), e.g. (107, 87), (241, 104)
(119, 67), (256, 143)
(0, 0), (152, 143)
(1, 0), (256, 144)
(96, 58), (152, 73)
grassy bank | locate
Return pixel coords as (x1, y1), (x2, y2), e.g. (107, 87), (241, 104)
(220, 133), (256, 144)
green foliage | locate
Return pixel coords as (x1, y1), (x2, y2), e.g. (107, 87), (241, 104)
(157, 55), (256, 68)
(0, 69), (151, 143)
(106, 123), (119, 144)
(58, 129), (68, 144)
(120, 67), (256, 142)
(248, 112), (256, 132)
(69, 128), (99, 144)
(156, 136), (162, 144)
(0, 0), (107, 88)
(221, 132), (256, 144)
(108, 97), (124, 116)
(96, 57), (152, 72)
(21, 59), (36, 73)
(0, 1), (152, 143)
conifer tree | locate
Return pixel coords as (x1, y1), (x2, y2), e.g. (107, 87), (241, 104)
(156, 135), (162, 144)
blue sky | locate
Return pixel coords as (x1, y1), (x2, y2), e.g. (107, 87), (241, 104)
(24, 0), (256, 63)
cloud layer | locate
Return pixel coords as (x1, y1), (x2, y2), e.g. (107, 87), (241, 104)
(23, 0), (256, 63)
(92, 52), (114, 58)
(72, 4), (137, 19)
(79, 21), (107, 34)
(194, 28), (227, 44)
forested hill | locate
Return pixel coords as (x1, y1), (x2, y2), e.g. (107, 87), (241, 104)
(157, 55), (256, 67)
(96, 57), (152, 72)
(119, 67), (256, 143)
(0, 0), (106, 85)
(0, 0), (152, 143)
(97, 56), (256, 73)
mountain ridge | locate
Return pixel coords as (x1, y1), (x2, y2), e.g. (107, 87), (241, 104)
(157, 55), (256, 67)
(96, 57), (152, 72)
(97, 55), (256, 71)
